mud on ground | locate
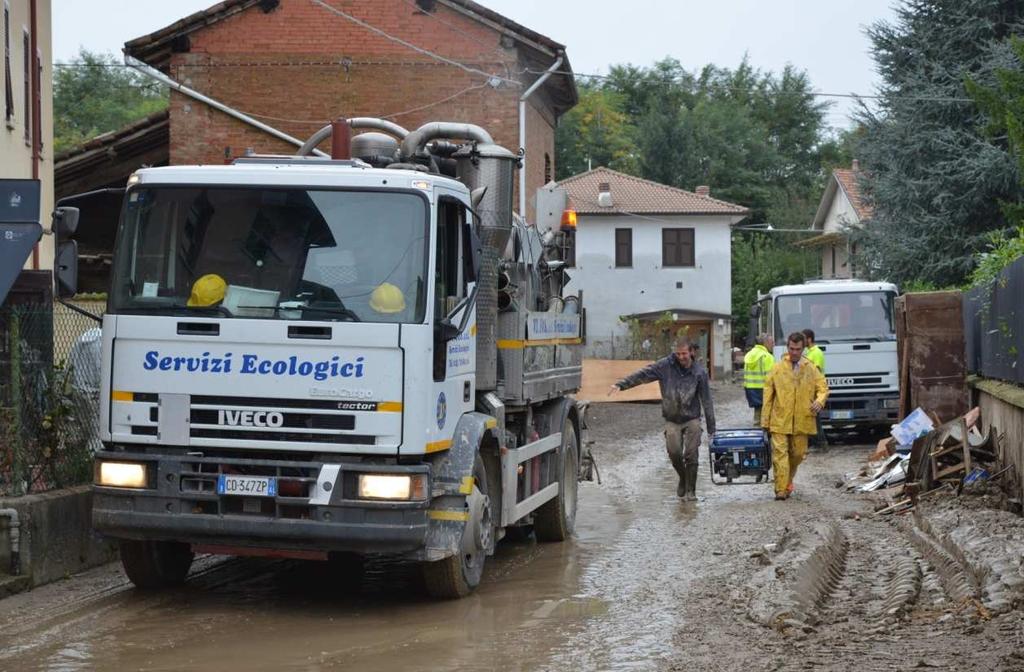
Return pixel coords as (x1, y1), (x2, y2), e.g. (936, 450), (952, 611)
(0, 383), (1022, 672)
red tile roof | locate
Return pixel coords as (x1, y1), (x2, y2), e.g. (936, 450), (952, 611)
(833, 168), (872, 220)
(558, 167), (749, 216)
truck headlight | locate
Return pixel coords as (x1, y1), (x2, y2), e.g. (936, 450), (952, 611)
(358, 474), (427, 500)
(97, 461), (148, 488)
(883, 398), (900, 409)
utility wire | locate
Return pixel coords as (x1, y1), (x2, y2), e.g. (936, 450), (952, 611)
(223, 81), (491, 125)
(54, 60), (975, 104)
(308, 0), (520, 87)
(398, 0), (511, 64)
(528, 68), (976, 103)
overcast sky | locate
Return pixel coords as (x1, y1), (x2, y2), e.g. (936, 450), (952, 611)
(53, 0), (898, 128)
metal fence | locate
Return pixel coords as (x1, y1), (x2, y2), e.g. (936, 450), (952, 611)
(0, 300), (104, 496)
(964, 255), (1024, 385)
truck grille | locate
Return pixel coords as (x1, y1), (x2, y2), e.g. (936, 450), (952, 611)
(188, 396), (374, 445)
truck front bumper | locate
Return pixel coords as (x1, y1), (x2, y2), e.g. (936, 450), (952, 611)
(92, 450), (431, 555)
(823, 392), (900, 427)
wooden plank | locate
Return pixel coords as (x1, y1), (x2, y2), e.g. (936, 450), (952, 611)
(578, 359), (661, 402)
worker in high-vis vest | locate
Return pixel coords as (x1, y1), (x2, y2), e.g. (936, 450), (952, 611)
(743, 334), (776, 425)
(802, 328), (829, 451)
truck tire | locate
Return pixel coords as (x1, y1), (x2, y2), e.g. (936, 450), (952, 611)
(120, 540), (194, 589)
(422, 455), (492, 599)
(534, 423), (579, 542)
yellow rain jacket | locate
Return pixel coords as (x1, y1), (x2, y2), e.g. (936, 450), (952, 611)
(761, 356), (829, 435)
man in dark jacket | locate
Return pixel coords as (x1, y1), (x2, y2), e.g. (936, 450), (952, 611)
(608, 338), (716, 501)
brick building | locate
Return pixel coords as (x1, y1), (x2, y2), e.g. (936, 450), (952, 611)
(123, 0), (577, 220)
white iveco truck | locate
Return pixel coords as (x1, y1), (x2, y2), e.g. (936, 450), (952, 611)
(753, 279), (900, 432)
(57, 118), (586, 598)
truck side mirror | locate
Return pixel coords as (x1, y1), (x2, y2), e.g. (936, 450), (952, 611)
(749, 303), (761, 318)
(55, 239), (79, 298)
(52, 206), (80, 238)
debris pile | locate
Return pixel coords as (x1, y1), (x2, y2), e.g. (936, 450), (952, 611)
(844, 406), (1004, 515)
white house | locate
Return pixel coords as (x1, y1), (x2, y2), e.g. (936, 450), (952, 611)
(559, 167), (748, 378)
(802, 161), (872, 278)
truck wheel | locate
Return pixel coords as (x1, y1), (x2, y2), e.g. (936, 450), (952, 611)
(120, 540), (194, 589)
(534, 423), (579, 542)
(422, 455), (492, 599)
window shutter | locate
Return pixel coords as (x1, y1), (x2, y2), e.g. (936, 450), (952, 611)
(615, 228), (632, 267)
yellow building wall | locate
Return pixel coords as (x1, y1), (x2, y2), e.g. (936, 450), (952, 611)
(0, 0), (53, 271)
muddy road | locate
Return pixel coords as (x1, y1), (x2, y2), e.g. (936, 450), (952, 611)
(1, 384), (1022, 672)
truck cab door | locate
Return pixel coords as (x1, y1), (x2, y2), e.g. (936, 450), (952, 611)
(425, 193), (477, 451)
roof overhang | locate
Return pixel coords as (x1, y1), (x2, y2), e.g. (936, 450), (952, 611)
(795, 231), (846, 248)
(810, 174), (839, 232)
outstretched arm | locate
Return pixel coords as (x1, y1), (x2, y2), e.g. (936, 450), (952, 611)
(614, 360), (664, 392)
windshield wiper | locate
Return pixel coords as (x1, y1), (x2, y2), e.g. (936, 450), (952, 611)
(177, 304), (234, 318)
(246, 304), (362, 322)
(300, 304), (362, 322)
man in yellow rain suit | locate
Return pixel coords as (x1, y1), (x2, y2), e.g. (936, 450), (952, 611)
(761, 331), (829, 501)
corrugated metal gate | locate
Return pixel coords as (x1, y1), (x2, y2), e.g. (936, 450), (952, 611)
(964, 255), (1024, 385)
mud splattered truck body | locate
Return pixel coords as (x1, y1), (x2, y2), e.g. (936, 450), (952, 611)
(73, 119), (585, 598)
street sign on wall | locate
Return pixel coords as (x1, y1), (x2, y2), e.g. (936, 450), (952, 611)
(0, 179), (43, 306)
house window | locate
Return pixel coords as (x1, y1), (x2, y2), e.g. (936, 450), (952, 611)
(614, 228), (632, 267)
(3, 1), (12, 126)
(544, 153), (552, 184)
(22, 28), (28, 144)
(830, 246), (836, 277)
(662, 228), (695, 267)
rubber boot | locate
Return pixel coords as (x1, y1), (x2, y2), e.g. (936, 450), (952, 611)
(683, 463), (699, 502)
(668, 451), (687, 498)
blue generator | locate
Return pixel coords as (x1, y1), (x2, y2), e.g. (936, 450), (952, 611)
(709, 429), (771, 485)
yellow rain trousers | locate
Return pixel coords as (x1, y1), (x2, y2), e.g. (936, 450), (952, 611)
(761, 356), (829, 496)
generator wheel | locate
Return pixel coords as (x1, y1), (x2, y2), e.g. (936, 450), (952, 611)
(120, 540), (194, 589)
(535, 423), (579, 542)
(422, 455), (491, 599)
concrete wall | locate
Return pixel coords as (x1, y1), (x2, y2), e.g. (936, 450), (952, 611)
(1, 0), (53, 270)
(973, 378), (1024, 505)
(564, 212), (733, 374)
(163, 0), (562, 222)
(0, 486), (118, 592)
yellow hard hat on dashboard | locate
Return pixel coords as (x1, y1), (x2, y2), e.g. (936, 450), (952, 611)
(369, 282), (406, 314)
(187, 274), (227, 307)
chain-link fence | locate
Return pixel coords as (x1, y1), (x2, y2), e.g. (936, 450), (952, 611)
(0, 299), (104, 496)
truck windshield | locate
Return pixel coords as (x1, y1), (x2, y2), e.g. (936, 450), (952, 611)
(109, 187), (428, 323)
(775, 291), (896, 343)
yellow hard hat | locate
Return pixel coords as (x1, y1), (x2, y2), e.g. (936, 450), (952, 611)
(187, 274), (227, 307)
(369, 282), (406, 314)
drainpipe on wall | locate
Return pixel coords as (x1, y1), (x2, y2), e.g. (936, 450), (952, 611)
(124, 55), (329, 157)
(518, 53), (564, 219)
(29, 0), (39, 268)
(0, 509), (21, 576)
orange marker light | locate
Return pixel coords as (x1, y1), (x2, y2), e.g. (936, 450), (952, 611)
(560, 209), (577, 230)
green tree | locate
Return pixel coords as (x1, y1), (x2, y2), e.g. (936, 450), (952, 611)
(555, 84), (637, 179)
(54, 49), (168, 153)
(731, 232), (818, 342)
(852, 0), (1024, 286)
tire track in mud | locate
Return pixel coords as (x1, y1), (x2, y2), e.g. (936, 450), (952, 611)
(747, 509), (1004, 671)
